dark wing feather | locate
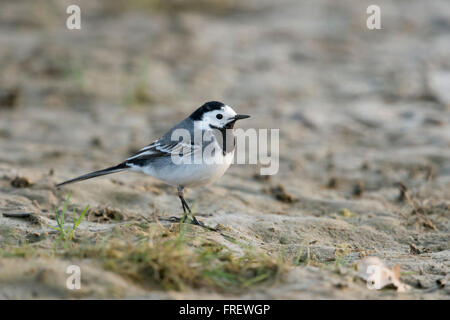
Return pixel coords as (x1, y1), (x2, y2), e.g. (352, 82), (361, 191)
(125, 140), (197, 167)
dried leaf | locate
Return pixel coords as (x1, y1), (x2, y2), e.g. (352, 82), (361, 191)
(357, 256), (409, 292)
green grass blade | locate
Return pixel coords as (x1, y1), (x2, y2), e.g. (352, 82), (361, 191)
(47, 224), (60, 231)
(60, 193), (71, 228)
(242, 271), (271, 287)
(74, 205), (89, 230)
(54, 208), (62, 229)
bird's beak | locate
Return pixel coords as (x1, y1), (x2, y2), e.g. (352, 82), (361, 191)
(222, 114), (250, 129)
(234, 114), (250, 121)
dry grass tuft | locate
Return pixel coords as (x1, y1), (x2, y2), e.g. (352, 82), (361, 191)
(69, 223), (285, 292)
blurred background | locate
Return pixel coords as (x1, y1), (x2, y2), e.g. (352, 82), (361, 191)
(2, 0), (450, 203)
(0, 0), (449, 299)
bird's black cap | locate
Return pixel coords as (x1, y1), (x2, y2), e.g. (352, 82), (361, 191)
(189, 101), (225, 120)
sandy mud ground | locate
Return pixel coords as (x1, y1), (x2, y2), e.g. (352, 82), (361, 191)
(0, 0), (449, 299)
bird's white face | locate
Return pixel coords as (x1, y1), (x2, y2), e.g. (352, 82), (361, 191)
(192, 102), (250, 131)
(201, 105), (238, 130)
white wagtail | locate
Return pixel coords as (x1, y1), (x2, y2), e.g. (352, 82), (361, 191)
(56, 101), (250, 228)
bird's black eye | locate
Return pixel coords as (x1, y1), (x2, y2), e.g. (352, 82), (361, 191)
(216, 114), (223, 120)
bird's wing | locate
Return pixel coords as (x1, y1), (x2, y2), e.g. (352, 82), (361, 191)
(125, 140), (199, 166)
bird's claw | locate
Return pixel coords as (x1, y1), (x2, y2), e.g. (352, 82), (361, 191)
(167, 215), (217, 231)
(168, 216), (182, 223)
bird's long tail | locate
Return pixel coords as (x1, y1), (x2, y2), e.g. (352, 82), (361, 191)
(56, 163), (129, 188)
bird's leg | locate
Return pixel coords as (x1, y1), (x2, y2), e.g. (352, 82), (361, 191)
(178, 189), (189, 223)
(178, 187), (190, 213)
(177, 186), (201, 225)
(168, 186), (190, 223)
(168, 186), (216, 231)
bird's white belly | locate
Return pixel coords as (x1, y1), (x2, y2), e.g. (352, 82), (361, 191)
(138, 150), (234, 187)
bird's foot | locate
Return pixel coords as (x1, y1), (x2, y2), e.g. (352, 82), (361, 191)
(167, 216), (183, 223)
(190, 215), (218, 231)
(167, 215), (217, 231)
